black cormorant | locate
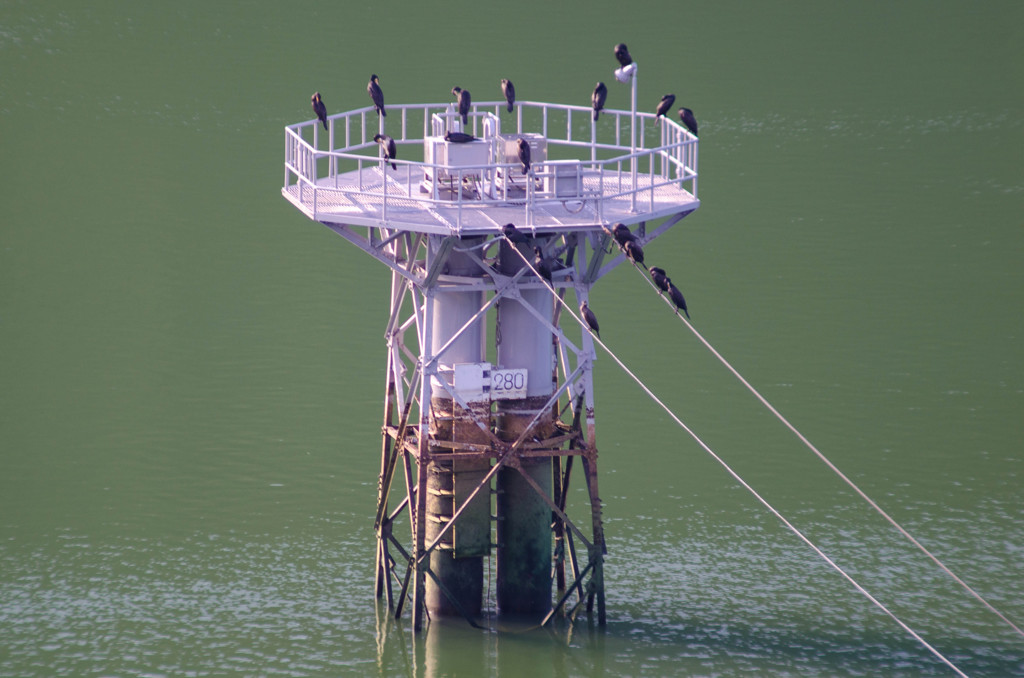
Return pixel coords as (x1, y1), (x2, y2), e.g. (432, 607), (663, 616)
(368, 74), (385, 117)
(655, 94), (675, 125)
(592, 82), (607, 121)
(580, 301), (600, 339)
(517, 138), (531, 175)
(678, 107), (698, 137)
(502, 223), (529, 244)
(614, 43), (633, 67)
(612, 222), (637, 247)
(311, 92), (327, 130)
(501, 79), (516, 113)
(649, 267), (670, 293)
(373, 133), (397, 170)
(444, 131), (477, 143)
(623, 239), (645, 268)
(452, 87), (471, 126)
(669, 282), (690, 319)
(533, 246), (563, 283)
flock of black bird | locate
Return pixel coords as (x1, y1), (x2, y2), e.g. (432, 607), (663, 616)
(309, 44), (698, 174)
(310, 44), (697, 335)
(500, 221), (691, 342)
(607, 222), (689, 320)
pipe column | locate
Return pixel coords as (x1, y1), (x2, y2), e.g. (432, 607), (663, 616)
(425, 238), (490, 618)
(494, 238), (555, 617)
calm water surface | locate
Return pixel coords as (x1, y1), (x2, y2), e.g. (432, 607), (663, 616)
(2, 1), (1022, 675)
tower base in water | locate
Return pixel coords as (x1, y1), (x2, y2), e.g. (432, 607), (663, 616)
(282, 95), (699, 631)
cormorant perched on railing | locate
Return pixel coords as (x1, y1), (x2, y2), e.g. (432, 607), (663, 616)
(368, 75), (385, 117)
(668, 281), (690, 319)
(655, 94), (676, 125)
(678, 107), (698, 137)
(373, 133), (397, 170)
(311, 92), (327, 130)
(517, 138), (531, 175)
(452, 87), (471, 126)
(592, 82), (607, 121)
(501, 79), (516, 113)
(649, 267), (670, 293)
(614, 43), (633, 67)
(580, 301), (600, 339)
(502, 223), (529, 245)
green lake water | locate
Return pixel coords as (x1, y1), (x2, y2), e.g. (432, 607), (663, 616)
(2, 1), (1022, 675)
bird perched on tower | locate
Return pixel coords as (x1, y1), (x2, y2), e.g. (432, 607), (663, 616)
(533, 246), (564, 283)
(649, 267), (670, 293)
(311, 92), (327, 130)
(678, 107), (699, 136)
(592, 82), (607, 121)
(373, 133), (397, 170)
(368, 74), (385, 117)
(611, 223), (637, 247)
(502, 223), (530, 245)
(501, 79), (516, 113)
(614, 43), (633, 67)
(452, 87), (471, 126)
(669, 281), (690, 319)
(655, 94), (676, 125)
(517, 138), (531, 175)
(623, 239), (645, 269)
(580, 301), (600, 339)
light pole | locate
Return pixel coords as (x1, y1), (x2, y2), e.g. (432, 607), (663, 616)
(614, 52), (639, 212)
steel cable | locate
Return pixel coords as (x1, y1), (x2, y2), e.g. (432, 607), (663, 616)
(629, 260), (1023, 641)
(506, 238), (972, 676)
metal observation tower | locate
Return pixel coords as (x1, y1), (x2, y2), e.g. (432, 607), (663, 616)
(282, 63), (699, 630)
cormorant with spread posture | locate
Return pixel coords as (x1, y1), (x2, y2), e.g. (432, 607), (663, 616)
(501, 79), (516, 113)
(623, 239), (645, 269)
(502, 223), (529, 245)
(669, 281), (690, 319)
(592, 82), (607, 121)
(517, 138), (531, 175)
(533, 246), (563, 283)
(368, 74), (385, 117)
(311, 92), (327, 130)
(649, 267), (670, 293)
(444, 131), (477, 143)
(614, 43), (633, 67)
(452, 87), (471, 126)
(655, 94), (675, 125)
(373, 133), (397, 170)
(580, 301), (600, 339)
(678, 107), (698, 136)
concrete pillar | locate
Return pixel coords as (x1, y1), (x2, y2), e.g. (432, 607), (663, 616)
(494, 238), (555, 617)
(425, 238), (490, 619)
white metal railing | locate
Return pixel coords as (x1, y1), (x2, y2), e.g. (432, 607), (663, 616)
(283, 100), (698, 230)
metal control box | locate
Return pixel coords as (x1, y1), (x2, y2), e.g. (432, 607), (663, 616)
(497, 133), (547, 171)
(543, 160), (583, 198)
(423, 135), (491, 181)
